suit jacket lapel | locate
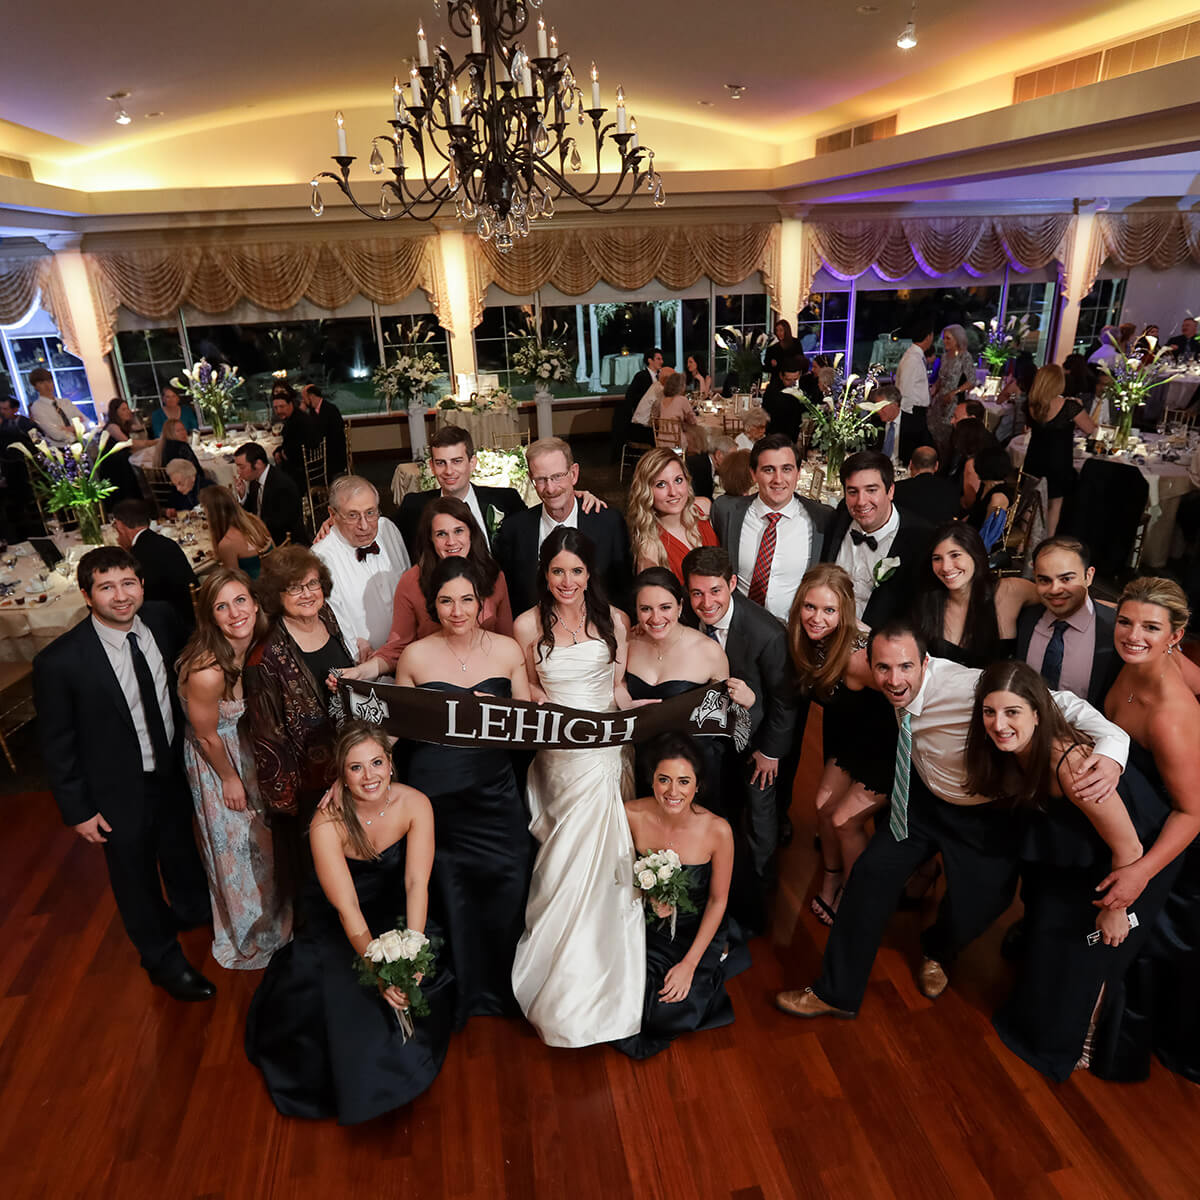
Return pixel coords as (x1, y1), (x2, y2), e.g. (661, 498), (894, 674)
(80, 619), (138, 735)
(727, 501), (750, 576)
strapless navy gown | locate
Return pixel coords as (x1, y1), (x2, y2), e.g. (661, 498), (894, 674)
(402, 678), (533, 1026)
(245, 839), (454, 1124)
(613, 862), (750, 1060)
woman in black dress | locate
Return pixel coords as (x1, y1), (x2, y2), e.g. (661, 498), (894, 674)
(246, 721), (454, 1123)
(1023, 363), (1097, 534)
(614, 733), (748, 1060)
(787, 564), (895, 924)
(393, 557), (533, 1026)
(964, 661), (1173, 1081)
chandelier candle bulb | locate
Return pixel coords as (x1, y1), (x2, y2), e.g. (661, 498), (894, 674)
(470, 9), (482, 53)
(393, 77), (402, 118)
(335, 111), (348, 156)
(549, 28), (557, 55)
(449, 80), (462, 123)
(616, 86), (626, 132)
(591, 62), (600, 108)
(417, 22), (429, 66)
(537, 17), (548, 58)
(521, 65), (533, 97)
(630, 117), (638, 148)
(410, 65), (423, 105)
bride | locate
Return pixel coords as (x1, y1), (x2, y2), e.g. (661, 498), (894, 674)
(511, 527), (646, 1047)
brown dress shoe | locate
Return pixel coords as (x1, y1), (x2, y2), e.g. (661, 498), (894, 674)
(918, 957), (949, 999)
(775, 987), (856, 1019)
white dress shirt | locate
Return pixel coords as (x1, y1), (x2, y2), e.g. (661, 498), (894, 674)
(736, 496), (813, 623)
(92, 614), (174, 772)
(538, 498), (580, 551)
(31, 395), (90, 445)
(240, 462), (272, 513)
(632, 377), (664, 427)
(312, 516), (411, 649)
(836, 505), (901, 619)
(895, 343), (931, 414)
(461, 484), (487, 534)
(902, 656), (1129, 807)
(703, 600), (736, 650)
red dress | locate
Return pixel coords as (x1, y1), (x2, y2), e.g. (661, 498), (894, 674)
(659, 520), (718, 582)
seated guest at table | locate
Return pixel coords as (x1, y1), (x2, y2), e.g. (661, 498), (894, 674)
(1134, 324), (1160, 357)
(156, 417), (204, 472)
(787, 564), (895, 925)
(893, 446), (961, 525)
(1062, 353), (1096, 404)
(343, 497), (513, 679)
(392, 557), (532, 1025)
(0, 394), (34, 442)
(613, 732), (748, 1060)
(734, 408), (768, 452)
(929, 325), (974, 451)
(163, 458), (204, 516)
(493, 436), (633, 616)
(299, 381), (347, 478)
(629, 449), (717, 579)
(995, 352), (1037, 442)
(944, 402), (1001, 484)
(245, 720), (453, 1124)
(1024, 364), (1096, 534)
(150, 383), (198, 437)
(763, 320), (796, 383)
(1087, 325), (1126, 372)
(201, 485), (273, 579)
(271, 383), (317, 492)
(687, 434), (734, 502)
(33, 546), (214, 1001)
(657, 370), (698, 433)
(914, 522), (1036, 668)
(1166, 316), (1200, 362)
(178, 567), (291, 969)
(965, 660), (1175, 1081)
(0, 397), (37, 538)
(630, 367), (671, 443)
(820, 450), (928, 627)
(244, 545), (355, 893)
(311, 475), (411, 663)
(683, 354), (712, 397)
(94, 397), (146, 504)
(397, 424), (525, 557)
(761, 358), (804, 445)
(234, 441), (307, 548)
(611, 346), (663, 459)
(715, 448), (756, 498)
(962, 447), (1016, 535)
(105, 397), (153, 450)
(28, 367), (91, 445)
(112, 498), (199, 628)
(714, 434), (830, 625)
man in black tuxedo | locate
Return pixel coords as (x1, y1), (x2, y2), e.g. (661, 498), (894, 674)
(300, 381), (347, 479)
(686, 436), (735, 501)
(610, 347), (663, 460)
(683, 545), (796, 918)
(893, 446), (962, 525)
(1167, 317), (1200, 362)
(271, 384), (318, 491)
(234, 442), (308, 546)
(112, 498), (199, 629)
(821, 450), (930, 628)
(397, 425), (525, 558)
(493, 436), (632, 616)
(761, 358), (804, 444)
(33, 547), (214, 1001)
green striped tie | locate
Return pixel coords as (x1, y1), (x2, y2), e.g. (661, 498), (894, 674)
(889, 709), (912, 841)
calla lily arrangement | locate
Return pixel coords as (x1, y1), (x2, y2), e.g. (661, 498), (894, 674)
(16, 419), (125, 513)
(715, 326), (769, 390)
(786, 355), (889, 460)
(374, 350), (443, 413)
(1097, 344), (1180, 449)
(172, 358), (243, 439)
(976, 315), (1029, 375)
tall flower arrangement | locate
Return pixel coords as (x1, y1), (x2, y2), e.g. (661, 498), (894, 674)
(511, 336), (574, 393)
(373, 351), (442, 412)
(715, 327), (768, 391)
(976, 315), (1028, 375)
(1097, 347), (1179, 449)
(172, 358), (243, 439)
(787, 357), (888, 480)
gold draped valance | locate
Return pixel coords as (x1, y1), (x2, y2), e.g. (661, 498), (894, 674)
(469, 222), (780, 327)
(1096, 211), (1200, 270)
(800, 214), (1075, 299)
(0, 256), (45, 326)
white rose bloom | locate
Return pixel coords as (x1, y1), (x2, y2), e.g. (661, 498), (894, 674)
(364, 937), (386, 963)
(377, 929), (405, 962)
(657, 865), (673, 882)
(665, 849), (682, 868)
(638, 869), (658, 890)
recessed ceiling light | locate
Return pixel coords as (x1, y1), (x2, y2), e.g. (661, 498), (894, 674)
(725, 83), (746, 101)
(697, 99), (714, 107)
(145, 111), (163, 119)
(856, 4), (879, 12)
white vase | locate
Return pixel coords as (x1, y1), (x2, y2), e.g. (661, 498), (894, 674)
(407, 406), (428, 460)
(534, 384), (554, 440)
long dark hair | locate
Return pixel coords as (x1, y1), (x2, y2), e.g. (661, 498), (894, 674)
(414, 496), (500, 598)
(913, 522), (999, 659)
(964, 660), (1091, 809)
(423, 555), (484, 625)
(535, 526), (617, 663)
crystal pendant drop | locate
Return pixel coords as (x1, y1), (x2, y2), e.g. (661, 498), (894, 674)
(504, 213), (516, 235)
(533, 120), (550, 156)
(477, 212), (493, 239)
(577, 96), (585, 124)
(569, 141), (582, 171)
(542, 188), (555, 217)
(528, 188), (542, 217)
(310, 185), (324, 217)
(496, 232), (513, 254)
(518, 210), (531, 236)
(461, 194), (477, 219)
(379, 189), (392, 216)
(448, 158), (459, 192)
(369, 145), (384, 174)
(652, 180), (666, 207)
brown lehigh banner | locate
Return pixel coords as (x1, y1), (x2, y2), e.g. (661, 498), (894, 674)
(337, 678), (751, 751)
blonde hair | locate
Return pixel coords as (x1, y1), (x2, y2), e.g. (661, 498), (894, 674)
(1118, 576), (1190, 634)
(787, 564), (860, 698)
(627, 448), (703, 569)
(1028, 363), (1066, 423)
(326, 721), (394, 861)
(199, 485), (272, 555)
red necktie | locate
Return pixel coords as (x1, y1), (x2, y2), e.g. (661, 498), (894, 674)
(747, 512), (781, 607)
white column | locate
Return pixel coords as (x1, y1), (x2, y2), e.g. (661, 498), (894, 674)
(588, 304), (601, 393)
(778, 215), (805, 322)
(436, 228), (478, 380)
(575, 303), (589, 384)
(41, 239), (119, 407)
(673, 301), (683, 372)
(653, 302), (663, 350)
(1053, 210), (1098, 365)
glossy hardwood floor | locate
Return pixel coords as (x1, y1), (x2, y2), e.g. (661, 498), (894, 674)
(2, 714), (1198, 1200)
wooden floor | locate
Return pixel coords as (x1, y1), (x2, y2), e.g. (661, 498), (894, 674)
(2, 715), (1199, 1200)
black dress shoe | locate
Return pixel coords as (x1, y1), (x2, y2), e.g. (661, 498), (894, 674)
(150, 964), (217, 1002)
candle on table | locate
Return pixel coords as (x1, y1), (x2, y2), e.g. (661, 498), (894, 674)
(470, 9), (482, 53)
(417, 22), (429, 67)
(537, 17), (548, 58)
(616, 86), (626, 133)
(335, 111), (347, 156)
(590, 62), (600, 108)
(410, 65), (423, 105)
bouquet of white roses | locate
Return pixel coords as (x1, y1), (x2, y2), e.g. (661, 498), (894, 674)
(172, 358), (242, 439)
(373, 351), (443, 413)
(511, 336), (574, 386)
(437, 388), (517, 414)
(354, 922), (439, 1039)
(633, 848), (698, 939)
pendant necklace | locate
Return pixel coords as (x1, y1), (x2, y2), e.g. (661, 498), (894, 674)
(559, 606), (587, 644)
(656, 629), (683, 662)
(363, 790), (395, 826)
(447, 631), (477, 673)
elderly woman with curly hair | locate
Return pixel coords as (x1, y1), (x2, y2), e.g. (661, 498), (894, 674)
(627, 447), (717, 579)
(929, 324), (975, 450)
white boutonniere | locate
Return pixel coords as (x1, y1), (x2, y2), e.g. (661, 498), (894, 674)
(485, 503), (504, 541)
(872, 556), (902, 587)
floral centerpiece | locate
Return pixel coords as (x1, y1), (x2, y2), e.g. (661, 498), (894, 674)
(172, 358), (242, 440)
(511, 336), (574, 397)
(437, 388), (517, 414)
(633, 848), (698, 940)
(786, 355), (889, 480)
(373, 351), (443, 413)
(976, 316), (1028, 376)
(355, 922), (439, 1040)
(715, 327), (768, 392)
(1098, 347), (1179, 450)
(417, 444), (530, 507)
(17, 421), (127, 543)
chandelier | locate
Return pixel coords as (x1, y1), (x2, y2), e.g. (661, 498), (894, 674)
(308, 1), (665, 253)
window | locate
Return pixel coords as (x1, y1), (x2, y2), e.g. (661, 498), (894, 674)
(1003, 281), (1056, 366)
(113, 326), (187, 411)
(713, 291), (769, 385)
(379, 313), (452, 403)
(472, 300), (536, 395)
(1073, 278), (1127, 356)
(796, 292), (850, 361)
(9, 333), (94, 420)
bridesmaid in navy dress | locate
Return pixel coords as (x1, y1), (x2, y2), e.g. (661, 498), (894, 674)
(246, 721), (453, 1124)
(394, 556), (533, 1026)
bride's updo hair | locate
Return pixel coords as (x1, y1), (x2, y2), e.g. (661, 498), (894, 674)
(641, 731), (706, 807)
(534, 526), (617, 663)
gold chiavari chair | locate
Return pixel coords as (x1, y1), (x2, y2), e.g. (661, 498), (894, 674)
(491, 430), (531, 450)
(652, 417), (684, 449)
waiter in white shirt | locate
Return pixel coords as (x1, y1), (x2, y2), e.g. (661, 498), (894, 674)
(311, 476), (410, 661)
(896, 324), (936, 463)
(28, 367), (91, 446)
(777, 619), (1129, 1019)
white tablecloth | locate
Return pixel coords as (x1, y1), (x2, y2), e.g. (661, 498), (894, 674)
(131, 433), (281, 489)
(600, 354), (643, 388)
(1161, 374), (1200, 412)
(432, 408), (518, 450)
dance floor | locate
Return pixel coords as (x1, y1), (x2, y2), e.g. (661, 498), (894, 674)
(2, 713), (1199, 1200)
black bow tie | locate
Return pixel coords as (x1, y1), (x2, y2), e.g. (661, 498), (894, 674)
(850, 529), (878, 551)
(356, 542), (381, 562)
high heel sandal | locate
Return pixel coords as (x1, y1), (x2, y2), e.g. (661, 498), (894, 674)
(810, 868), (843, 928)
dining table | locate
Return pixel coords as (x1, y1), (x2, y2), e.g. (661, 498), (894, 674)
(131, 431), (281, 488)
(431, 406), (519, 450)
(600, 353), (643, 389)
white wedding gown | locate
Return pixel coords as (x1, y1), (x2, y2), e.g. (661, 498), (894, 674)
(511, 640), (645, 1047)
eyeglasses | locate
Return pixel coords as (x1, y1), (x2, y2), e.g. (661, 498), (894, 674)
(340, 508), (379, 523)
(532, 470), (571, 489)
(284, 579), (324, 597)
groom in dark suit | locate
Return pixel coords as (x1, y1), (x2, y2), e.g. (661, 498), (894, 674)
(493, 436), (633, 616)
(33, 547), (214, 1000)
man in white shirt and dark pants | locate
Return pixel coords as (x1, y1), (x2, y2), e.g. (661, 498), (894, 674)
(896, 324), (936, 463)
(28, 366), (91, 446)
(777, 619), (1129, 1018)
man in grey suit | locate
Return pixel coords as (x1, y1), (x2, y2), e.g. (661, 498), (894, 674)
(710, 433), (832, 624)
